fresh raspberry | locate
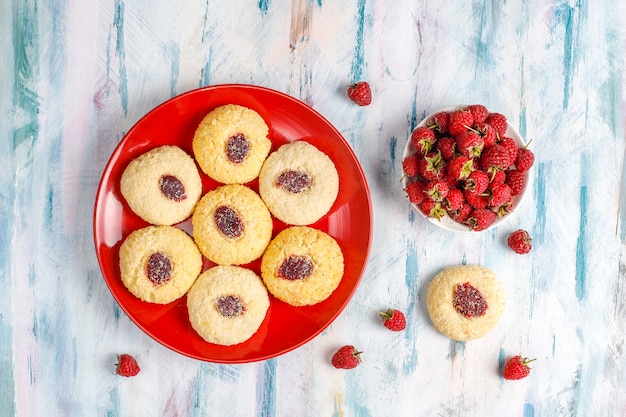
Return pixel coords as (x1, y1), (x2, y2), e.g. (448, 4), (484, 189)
(428, 111), (450, 134)
(480, 144), (511, 174)
(451, 202), (473, 223)
(515, 147), (535, 172)
(378, 308), (406, 331)
(502, 355), (536, 380)
(443, 188), (464, 212)
(485, 112), (508, 137)
(410, 126), (437, 155)
(506, 169), (527, 196)
(473, 122), (497, 148)
(419, 199), (447, 220)
(424, 179), (449, 202)
(331, 345), (362, 369)
(449, 109), (474, 137)
(405, 181), (425, 205)
(417, 152), (446, 181)
(463, 189), (489, 209)
(443, 173), (459, 189)
(436, 136), (457, 160)
(507, 229), (533, 254)
(490, 170), (507, 185)
(488, 183), (512, 208)
(464, 169), (490, 194)
(467, 104), (489, 124)
(347, 82), (372, 106)
(446, 155), (474, 181)
(499, 136), (518, 167)
(493, 198), (513, 217)
(115, 354), (140, 377)
(402, 155), (419, 177)
(456, 131), (484, 158)
(465, 208), (497, 231)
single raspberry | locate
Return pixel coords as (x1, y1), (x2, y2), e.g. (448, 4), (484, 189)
(417, 152), (446, 181)
(480, 144), (511, 174)
(503, 355), (536, 380)
(115, 354), (140, 377)
(347, 82), (372, 106)
(466, 208), (497, 231)
(402, 155), (420, 177)
(424, 179), (449, 202)
(331, 345), (362, 369)
(443, 188), (464, 212)
(443, 173), (459, 189)
(490, 170), (507, 185)
(378, 308), (406, 331)
(451, 202), (473, 224)
(446, 155), (474, 181)
(467, 104), (489, 124)
(435, 136), (457, 160)
(464, 170), (490, 194)
(405, 181), (426, 205)
(463, 188), (489, 209)
(456, 131), (484, 158)
(507, 229), (533, 254)
(515, 147), (535, 172)
(485, 112), (508, 137)
(506, 169), (527, 196)
(428, 111), (450, 134)
(449, 109), (474, 137)
(419, 199), (447, 220)
(410, 126), (437, 155)
(488, 183), (512, 208)
(499, 136), (518, 167)
(473, 122), (497, 148)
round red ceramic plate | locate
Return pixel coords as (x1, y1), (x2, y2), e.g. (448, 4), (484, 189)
(93, 84), (372, 363)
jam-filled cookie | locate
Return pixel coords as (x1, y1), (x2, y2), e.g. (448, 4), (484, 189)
(192, 184), (273, 265)
(192, 104), (272, 184)
(426, 265), (506, 341)
(120, 145), (202, 225)
(258, 141), (339, 225)
(261, 226), (344, 306)
(187, 265), (270, 346)
(119, 225), (203, 304)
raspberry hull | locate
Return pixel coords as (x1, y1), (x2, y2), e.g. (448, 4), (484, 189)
(402, 105), (532, 232)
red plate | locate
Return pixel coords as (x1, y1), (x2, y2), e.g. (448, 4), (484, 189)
(93, 84), (372, 363)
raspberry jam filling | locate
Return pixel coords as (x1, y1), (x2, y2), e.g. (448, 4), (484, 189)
(159, 175), (187, 202)
(278, 255), (314, 280)
(216, 295), (246, 317)
(276, 170), (312, 193)
(226, 133), (250, 164)
(214, 205), (243, 238)
(145, 251), (172, 286)
(453, 282), (488, 318)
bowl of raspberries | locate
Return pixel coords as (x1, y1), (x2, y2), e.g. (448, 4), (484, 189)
(402, 104), (534, 232)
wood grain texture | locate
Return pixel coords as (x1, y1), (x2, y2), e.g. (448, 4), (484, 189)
(2, 0), (626, 416)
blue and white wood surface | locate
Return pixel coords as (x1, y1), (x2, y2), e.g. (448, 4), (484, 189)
(2, 1), (626, 416)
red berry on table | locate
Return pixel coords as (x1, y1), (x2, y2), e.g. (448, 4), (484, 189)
(502, 355), (536, 380)
(506, 169), (527, 196)
(402, 155), (420, 177)
(485, 112), (508, 137)
(378, 308), (406, 331)
(507, 229), (533, 254)
(410, 126), (437, 155)
(449, 109), (474, 136)
(347, 81), (372, 106)
(515, 147), (535, 172)
(115, 354), (140, 377)
(466, 208), (497, 231)
(331, 345), (362, 369)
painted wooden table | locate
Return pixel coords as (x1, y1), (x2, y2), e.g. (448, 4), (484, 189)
(3, 1), (626, 416)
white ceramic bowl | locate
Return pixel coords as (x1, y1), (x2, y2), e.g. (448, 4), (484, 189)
(402, 105), (531, 233)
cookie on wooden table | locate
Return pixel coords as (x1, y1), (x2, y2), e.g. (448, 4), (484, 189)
(120, 145), (202, 225)
(119, 225), (203, 304)
(187, 265), (270, 346)
(192, 184), (273, 265)
(258, 140), (339, 225)
(426, 264), (506, 341)
(192, 104), (272, 184)
(261, 226), (344, 307)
